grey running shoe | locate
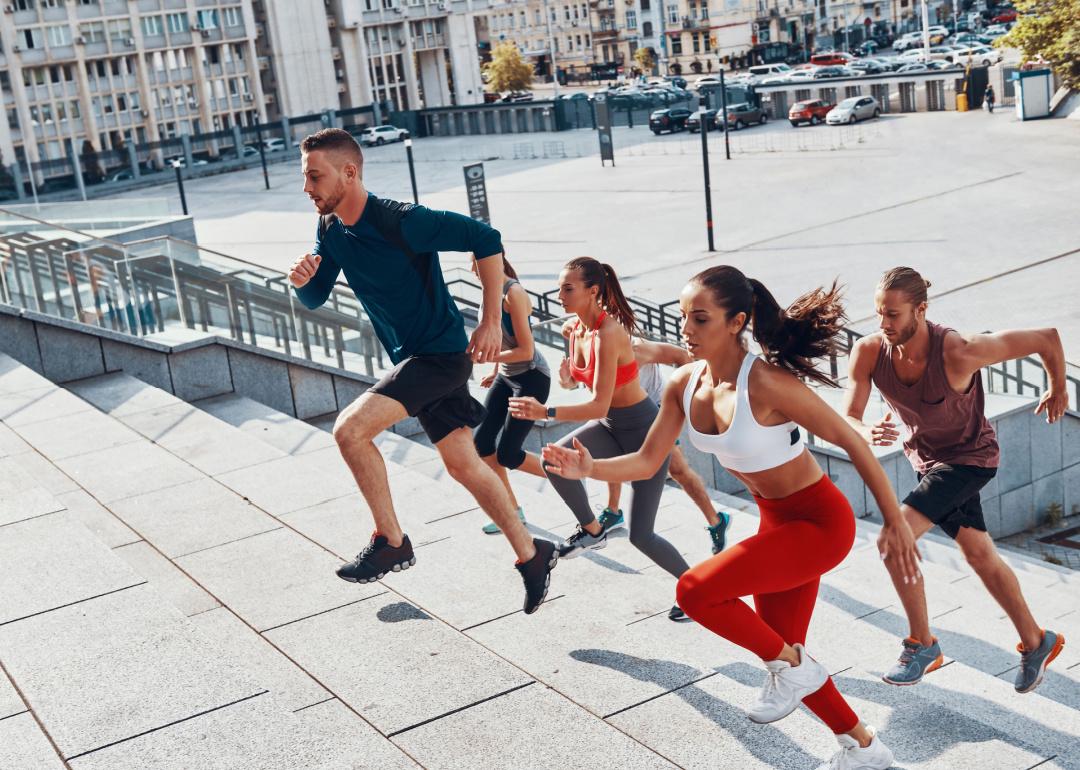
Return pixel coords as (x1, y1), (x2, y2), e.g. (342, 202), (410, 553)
(557, 525), (607, 558)
(881, 636), (943, 686)
(1015, 629), (1065, 693)
(668, 604), (692, 623)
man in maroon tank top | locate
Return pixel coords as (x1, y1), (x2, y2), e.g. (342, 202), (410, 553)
(842, 267), (1068, 694)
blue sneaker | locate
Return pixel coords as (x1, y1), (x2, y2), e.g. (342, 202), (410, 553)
(1015, 629), (1065, 693)
(708, 512), (732, 554)
(597, 506), (624, 531)
(882, 636), (944, 686)
(482, 506), (526, 535)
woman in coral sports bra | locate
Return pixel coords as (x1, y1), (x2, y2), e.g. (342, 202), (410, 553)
(509, 257), (692, 620)
(544, 266), (921, 770)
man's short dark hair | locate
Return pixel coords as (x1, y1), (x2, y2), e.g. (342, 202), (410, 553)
(300, 128), (363, 168)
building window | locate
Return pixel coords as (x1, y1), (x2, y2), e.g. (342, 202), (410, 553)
(625, 10), (636, 28)
(641, 0), (649, 9)
(21, 28), (45, 49)
(141, 15), (164, 36)
(224, 7), (242, 27)
(643, 21), (653, 36)
(671, 34), (682, 54)
(692, 32), (700, 52)
(166, 13), (189, 34)
(14, 0), (35, 10)
(46, 25), (71, 47)
(701, 4), (709, 19)
(196, 9), (219, 30)
(668, 7), (678, 24)
(107, 18), (132, 42)
(81, 21), (105, 43)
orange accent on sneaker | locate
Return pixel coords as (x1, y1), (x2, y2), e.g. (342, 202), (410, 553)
(1018, 630), (1066, 663)
(924, 654), (944, 674)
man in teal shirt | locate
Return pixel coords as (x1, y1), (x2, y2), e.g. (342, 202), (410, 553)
(290, 129), (557, 614)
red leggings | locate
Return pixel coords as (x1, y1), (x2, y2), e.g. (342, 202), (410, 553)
(675, 475), (859, 734)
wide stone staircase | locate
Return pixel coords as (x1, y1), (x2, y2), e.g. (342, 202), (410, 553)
(2, 352), (1078, 769)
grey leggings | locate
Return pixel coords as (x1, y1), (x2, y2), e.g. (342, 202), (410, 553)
(544, 397), (690, 579)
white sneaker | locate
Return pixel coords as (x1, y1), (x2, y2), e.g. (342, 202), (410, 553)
(816, 726), (894, 769)
(747, 643), (829, 724)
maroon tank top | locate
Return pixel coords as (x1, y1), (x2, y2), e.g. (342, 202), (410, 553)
(871, 321), (999, 473)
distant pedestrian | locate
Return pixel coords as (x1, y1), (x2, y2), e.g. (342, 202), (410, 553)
(985, 84), (996, 113)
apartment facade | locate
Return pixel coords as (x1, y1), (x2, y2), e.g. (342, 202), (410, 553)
(0, 0), (266, 169)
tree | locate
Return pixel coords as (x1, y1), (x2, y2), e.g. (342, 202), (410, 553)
(482, 42), (534, 94)
(634, 47), (656, 75)
(997, 0), (1080, 88)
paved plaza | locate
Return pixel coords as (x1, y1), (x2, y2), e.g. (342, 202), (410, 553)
(121, 109), (1080, 362)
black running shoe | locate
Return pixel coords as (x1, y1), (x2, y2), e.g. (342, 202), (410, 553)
(516, 538), (558, 614)
(668, 604), (692, 623)
(336, 533), (415, 583)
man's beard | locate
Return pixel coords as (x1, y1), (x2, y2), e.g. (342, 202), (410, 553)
(315, 182), (346, 214)
(892, 316), (920, 346)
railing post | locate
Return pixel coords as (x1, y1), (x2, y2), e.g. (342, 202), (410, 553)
(169, 256), (191, 329)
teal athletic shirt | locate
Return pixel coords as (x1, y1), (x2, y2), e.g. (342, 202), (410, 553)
(293, 193), (503, 365)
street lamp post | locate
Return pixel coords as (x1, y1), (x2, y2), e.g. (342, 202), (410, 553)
(404, 138), (419, 203)
(543, 0), (560, 98)
(698, 102), (715, 252)
(719, 68), (731, 160)
(171, 159), (188, 215)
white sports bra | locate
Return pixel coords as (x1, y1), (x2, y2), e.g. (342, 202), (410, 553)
(683, 353), (805, 473)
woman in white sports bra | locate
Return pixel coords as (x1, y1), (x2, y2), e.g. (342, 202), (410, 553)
(544, 266), (920, 770)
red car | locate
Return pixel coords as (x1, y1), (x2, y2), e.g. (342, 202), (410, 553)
(789, 99), (833, 126)
(810, 51), (854, 67)
(992, 9), (1017, 22)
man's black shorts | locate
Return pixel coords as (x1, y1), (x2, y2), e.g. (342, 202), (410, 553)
(369, 352), (486, 444)
(904, 463), (997, 539)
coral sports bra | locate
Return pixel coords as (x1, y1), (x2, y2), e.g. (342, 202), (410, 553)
(683, 353), (804, 473)
(568, 311), (639, 390)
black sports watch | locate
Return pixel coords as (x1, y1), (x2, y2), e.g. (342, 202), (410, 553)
(546, 406), (557, 419)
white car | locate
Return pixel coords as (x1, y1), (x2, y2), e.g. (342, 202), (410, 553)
(359, 125), (410, 146)
(694, 76), (722, 88)
(826, 96), (881, 125)
(949, 45), (1002, 66)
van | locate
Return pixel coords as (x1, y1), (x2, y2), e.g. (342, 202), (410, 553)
(748, 63), (792, 77)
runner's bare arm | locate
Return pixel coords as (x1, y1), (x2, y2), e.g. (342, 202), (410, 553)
(842, 335), (898, 445)
(633, 338), (691, 367)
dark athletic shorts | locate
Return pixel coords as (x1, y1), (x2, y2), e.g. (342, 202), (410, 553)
(369, 352), (486, 444)
(903, 463), (997, 539)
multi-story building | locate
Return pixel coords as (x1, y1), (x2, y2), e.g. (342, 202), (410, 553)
(0, 0), (266, 171)
(329, 0), (489, 113)
(476, 0), (594, 84)
(659, 0), (755, 75)
(250, 0), (338, 120)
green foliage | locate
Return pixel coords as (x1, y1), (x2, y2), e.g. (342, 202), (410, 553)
(997, 0), (1080, 89)
(483, 43), (534, 94)
(634, 47), (656, 74)
(1046, 501), (1064, 526)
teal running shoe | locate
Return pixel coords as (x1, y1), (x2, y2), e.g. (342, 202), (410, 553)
(597, 506), (625, 531)
(882, 636), (944, 685)
(482, 506), (526, 535)
(1015, 629), (1065, 693)
(708, 512), (732, 554)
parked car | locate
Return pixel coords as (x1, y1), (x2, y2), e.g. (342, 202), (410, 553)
(984, 24), (1010, 36)
(992, 9), (1017, 23)
(849, 59), (887, 74)
(663, 75), (689, 89)
(262, 137), (290, 152)
(241, 144), (261, 157)
(166, 157), (209, 168)
(893, 33), (923, 51)
(948, 45), (1002, 66)
(483, 92), (500, 103)
(558, 92), (591, 101)
(717, 102), (767, 130)
(813, 65), (855, 79)
(359, 125), (410, 146)
(649, 107), (692, 134)
(502, 91), (534, 102)
(693, 76), (723, 89)
(826, 96), (881, 124)
(748, 63), (793, 78)
(108, 169), (134, 182)
(810, 51), (854, 67)
(853, 40), (880, 56)
(686, 109), (719, 132)
(788, 99), (833, 126)
(896, 62), (930, 73)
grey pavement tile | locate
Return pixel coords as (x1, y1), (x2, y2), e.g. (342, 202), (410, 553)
(0, 456), (65, 526)
(0, 422), (32, 458)
(176, 527), (381, 631)
(264, 593), (531, 735)
(113, 541), (220, 617)
(66, 372), (178, 417)
(372, 430), (440, 467)
(53, 440), (203, 503)
(107, 478), (280, 558)
(0, 712), (66, 769)
(0, 386), (94, 428)
(55, 489), (139, 548)
(608, 662), (1054, 770)
(3, 448), (80, 496)
(0, 512), (143, 626)
(0, 354), (52, 394)
(396, 682), (676, 770)
(0, 585), (263, 759)
(188, 607), (329, 712)
(67, 695), (418, 770)
(11, 409), (142, 461)
(213, 453), (358, 514)
(120, 402), (286, 475)
(197, 393), (337, 456)
(279, 493), (388, 561)
(0, 672), (26, 719)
